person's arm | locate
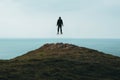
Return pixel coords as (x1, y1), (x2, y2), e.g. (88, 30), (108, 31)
(62, 20), (64, 26)
(56, 20), (58, 26)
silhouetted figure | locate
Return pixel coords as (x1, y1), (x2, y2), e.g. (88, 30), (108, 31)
(57, 17), (63, 34)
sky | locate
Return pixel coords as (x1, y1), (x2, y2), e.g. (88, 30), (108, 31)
(0, 0), (120, 38)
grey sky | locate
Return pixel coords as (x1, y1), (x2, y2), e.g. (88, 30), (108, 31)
(0, 0), (120, 38)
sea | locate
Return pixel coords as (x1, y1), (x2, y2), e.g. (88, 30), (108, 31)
(0, 38), (120, 60)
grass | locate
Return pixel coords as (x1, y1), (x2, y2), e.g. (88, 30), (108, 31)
(0, 57), (120, 80)
(0, 43), (120, 80)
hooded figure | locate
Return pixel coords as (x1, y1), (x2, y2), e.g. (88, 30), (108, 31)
(57, 17), (64, 34)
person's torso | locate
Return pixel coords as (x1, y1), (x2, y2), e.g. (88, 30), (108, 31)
(57, 19), (63, 25)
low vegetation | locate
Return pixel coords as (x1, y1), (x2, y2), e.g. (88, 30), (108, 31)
(0, 43), (120, 80)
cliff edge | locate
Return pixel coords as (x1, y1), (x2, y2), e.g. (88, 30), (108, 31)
(0, 43), (120, 80)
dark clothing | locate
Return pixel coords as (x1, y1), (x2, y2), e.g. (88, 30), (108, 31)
(57, 19), (63, 26)
(57, 26), (62, 34)
(57, 18), (63, 34)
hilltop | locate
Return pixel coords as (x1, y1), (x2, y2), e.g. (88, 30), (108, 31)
(0, 43), (120, 80)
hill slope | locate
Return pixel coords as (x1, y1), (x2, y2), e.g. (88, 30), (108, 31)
(0, 43), (120, 80)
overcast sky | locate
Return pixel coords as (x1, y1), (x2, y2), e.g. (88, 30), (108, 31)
(0, 0), (120, 38)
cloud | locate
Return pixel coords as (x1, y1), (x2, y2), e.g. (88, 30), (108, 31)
(0, 0), (56, 38)
(0, 0), (120, 38)
(103, 0), (120, 6)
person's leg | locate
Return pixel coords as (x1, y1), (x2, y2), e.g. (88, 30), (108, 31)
(57, 26), (59, 34)
(60, 26), (63, 34)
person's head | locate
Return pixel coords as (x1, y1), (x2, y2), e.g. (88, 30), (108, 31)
(59, 17), (61, 19)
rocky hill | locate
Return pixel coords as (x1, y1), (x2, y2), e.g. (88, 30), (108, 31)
(0, 43), (120, 80)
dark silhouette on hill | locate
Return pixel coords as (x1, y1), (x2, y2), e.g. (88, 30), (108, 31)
(0, 43), (120, 80)
(57, 17), (63, 34)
